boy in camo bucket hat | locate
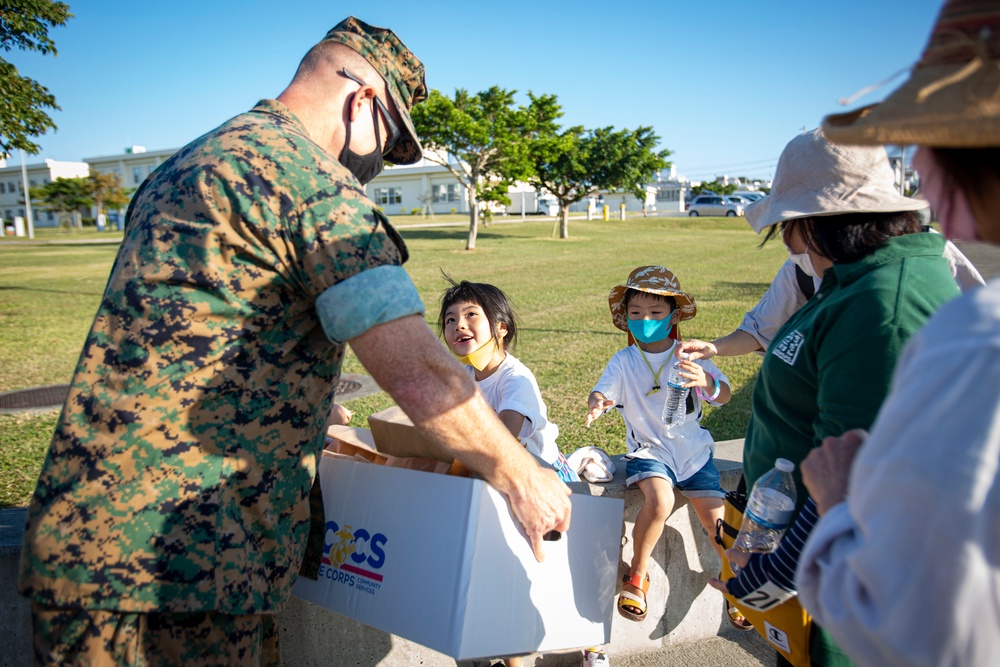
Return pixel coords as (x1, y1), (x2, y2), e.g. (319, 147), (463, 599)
(587, 265), (732, 624)
(607, 265), (697, 337)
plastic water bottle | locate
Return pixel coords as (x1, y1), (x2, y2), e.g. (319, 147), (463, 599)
(730, 458), (797, 573)
(661, 352), (690, 428)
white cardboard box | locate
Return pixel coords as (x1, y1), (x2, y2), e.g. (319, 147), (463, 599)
(293, 454), (624, 661)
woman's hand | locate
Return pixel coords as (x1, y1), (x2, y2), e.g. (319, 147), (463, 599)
(585, 392), (615, 427)
(677, 338), (717, 361)
(802, 429), (866, 515)
(708, 548), (752, 592)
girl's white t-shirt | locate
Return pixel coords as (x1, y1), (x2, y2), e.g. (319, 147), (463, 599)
(592, 342), (727, 482)
(471, 353), (561, 467)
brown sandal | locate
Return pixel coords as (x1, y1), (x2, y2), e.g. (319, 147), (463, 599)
(617, 573), (651, 621)
(725, 600), (754, 631)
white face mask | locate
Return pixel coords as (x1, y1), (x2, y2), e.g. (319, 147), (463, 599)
(787, 247), (819, 278)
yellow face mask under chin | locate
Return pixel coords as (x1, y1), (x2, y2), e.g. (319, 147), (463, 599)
(455, 337), (500, 371)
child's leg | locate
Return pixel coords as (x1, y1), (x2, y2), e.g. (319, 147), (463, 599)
(688, 496), (725, 560)
(628, 476), (675, 584)
(505, 657), (523, 667)
(676, 458), (727, 560)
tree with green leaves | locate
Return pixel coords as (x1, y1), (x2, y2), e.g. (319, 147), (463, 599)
(29, 176), (90, 229)
(0, 1), (73, 156)
(87, 169), (130, 219)
(410, 87), (561, 250)
(530, 125), (671, 239)
(691, 180), (737, 197)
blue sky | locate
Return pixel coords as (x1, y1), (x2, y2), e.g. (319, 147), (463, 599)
(9, 0), (941, 181)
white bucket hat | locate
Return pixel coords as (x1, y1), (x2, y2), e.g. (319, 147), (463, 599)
(566, 446), (616, 484)
(745, 128), (928, 233)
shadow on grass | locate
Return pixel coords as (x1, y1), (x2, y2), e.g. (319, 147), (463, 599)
(520, 326), (621, 337)
(698, 281), (772, 301)
(0, 285), (104, 296)
(397, 228), (514, 243)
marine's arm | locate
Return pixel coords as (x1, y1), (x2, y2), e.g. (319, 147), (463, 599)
(350, 315), (571, 561)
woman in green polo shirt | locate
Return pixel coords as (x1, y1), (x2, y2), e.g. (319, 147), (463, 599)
(728, 128), (958, 667)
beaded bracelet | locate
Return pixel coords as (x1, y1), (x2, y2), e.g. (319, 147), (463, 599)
(697, 375), (722, 402)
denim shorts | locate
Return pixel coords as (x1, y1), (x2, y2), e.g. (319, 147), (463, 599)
(624, 456), (724, 498)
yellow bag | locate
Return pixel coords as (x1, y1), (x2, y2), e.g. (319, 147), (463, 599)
(718, 486), (812, 666)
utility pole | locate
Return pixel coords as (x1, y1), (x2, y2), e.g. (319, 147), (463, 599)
(900, 145), (907, 195)
(18, 149), (34, 239)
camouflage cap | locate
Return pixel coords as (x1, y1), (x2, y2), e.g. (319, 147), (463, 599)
(322, 16), (427, 165)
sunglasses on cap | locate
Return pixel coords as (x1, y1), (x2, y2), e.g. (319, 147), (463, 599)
(341, 68), (401, 157)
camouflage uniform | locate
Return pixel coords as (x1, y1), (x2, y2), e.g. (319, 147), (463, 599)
(19, 19), (428, 662)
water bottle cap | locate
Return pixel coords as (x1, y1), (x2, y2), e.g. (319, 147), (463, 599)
(775, 458), (795, 473)
(678, 351), (689, 361)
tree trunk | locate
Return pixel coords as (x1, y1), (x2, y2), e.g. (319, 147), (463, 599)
(465, 186), (479, 250)
(559, 205), (570, 239)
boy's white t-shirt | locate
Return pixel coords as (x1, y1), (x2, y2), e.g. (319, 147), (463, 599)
(592, 341), (728, 482)
(471, 353), (562, 468)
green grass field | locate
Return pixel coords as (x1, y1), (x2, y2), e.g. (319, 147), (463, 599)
(0, 215), (786, 507)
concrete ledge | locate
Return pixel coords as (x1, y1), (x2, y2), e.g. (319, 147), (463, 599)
(1, 440), (746, 666)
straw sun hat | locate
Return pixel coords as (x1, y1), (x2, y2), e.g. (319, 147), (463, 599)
(822, 0), (1000, 147)
(608, 266), (697, 333)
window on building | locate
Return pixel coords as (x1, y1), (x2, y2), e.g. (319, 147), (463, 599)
(133, 167), (144, 185)
(447, 184), (460, 202)
(47, 211), (54, 222)
(432, 184), (446, 203)
(656, 189), (679, 202)
(29, 179), (36, 187)
(374, 187), (402, 205)
(0, 183), (5, 193)
(4, 210), (11, 220)
(147, 165), (156, 176)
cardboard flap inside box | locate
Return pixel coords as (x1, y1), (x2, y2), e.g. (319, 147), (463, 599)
(325, 425), (387, 465)
(367, 406), (453, 462)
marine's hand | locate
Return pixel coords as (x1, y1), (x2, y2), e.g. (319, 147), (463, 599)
(677, 339), (717, 361)
(802, 429), (866, 515)
(586, 393), (615, 428)
(507, 466), (572, 562)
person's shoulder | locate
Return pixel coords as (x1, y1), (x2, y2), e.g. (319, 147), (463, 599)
(924, 280), (1000, 341)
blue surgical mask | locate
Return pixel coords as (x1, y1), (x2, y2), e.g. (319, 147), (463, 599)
(628, 317), (673, 344)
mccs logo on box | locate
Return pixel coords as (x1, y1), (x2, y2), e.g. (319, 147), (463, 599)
(319, 520), (388, 595)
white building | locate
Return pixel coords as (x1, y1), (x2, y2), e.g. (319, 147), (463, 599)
(84, 146), (177, 228)
(363, 155), (471, 217)
(9, 145), (707, 226)
(85, 145), (175, 191)
(0, 158), (89, 227)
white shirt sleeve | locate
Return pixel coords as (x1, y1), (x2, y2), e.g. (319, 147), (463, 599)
(942, 239), (985, 292)
(737, 259), (809, 352)
(796, 286), (1000, 667)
